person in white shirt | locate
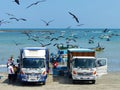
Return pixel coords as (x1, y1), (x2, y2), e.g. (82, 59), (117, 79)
(8, 64), (15, 84)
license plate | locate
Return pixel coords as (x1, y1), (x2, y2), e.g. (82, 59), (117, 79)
(29, 76), (37, 80)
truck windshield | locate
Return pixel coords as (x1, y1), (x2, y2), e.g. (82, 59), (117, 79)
(73, 58), (95, 68)
(23, 58), (45, 68)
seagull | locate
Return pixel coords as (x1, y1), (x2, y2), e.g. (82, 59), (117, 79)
(14, 0), (20, 5)
(0, 19), (10, 26)
(41, 19), (54, 26)
(50, 37), (58, 41)
(39, 42), (51, 47)
(0, 20), (4, 26)
(9, 17), (27, 21)
(26, 0), (46, 8)
(103, 28), (109, 33)
(12, 40), (22, 46)
(68, 12), (79, 23)
(6, 13), (14, 17)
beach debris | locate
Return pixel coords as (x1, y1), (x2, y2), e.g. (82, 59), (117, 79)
(68, 12), (79, 23)
(41, 19), (54, 26)
(26, 0), (46, 8)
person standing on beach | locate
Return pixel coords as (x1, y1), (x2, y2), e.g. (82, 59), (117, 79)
(13, 64), (18, 82)
(7, 64), (15, 84)
(7, 56), (14, 67)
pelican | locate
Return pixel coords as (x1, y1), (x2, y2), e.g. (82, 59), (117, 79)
(50, 37), (58, 41)
(39, 42), (51, 47)
(9, 17), (27, 21)
(6, 13), (14, 16)
(41, 19), (54, 26)
(14, 0), (20, 5)
(26, 0), (46, 8)
(68, 12), (79, 23)
(0, 19), (10, 26)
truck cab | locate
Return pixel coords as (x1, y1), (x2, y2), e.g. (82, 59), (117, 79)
(67, 48), (107, 84)
(18, 47), (49, 85)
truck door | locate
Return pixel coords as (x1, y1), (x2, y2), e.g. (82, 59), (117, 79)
(96, 58), (107, 77)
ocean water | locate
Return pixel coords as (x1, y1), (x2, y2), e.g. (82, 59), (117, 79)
(0, 28), (120, 72)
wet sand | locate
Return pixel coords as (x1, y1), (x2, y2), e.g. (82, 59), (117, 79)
(0, 72), (120, 90)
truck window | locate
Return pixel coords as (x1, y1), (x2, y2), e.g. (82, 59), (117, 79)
(23, 58), (45, 68)
(73, 58), (96, 68)
(97, 60), (106, 67)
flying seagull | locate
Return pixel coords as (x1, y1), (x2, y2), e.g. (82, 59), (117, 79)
(0, 19), (10, 26)
(14, 0), (20, 5)
(26, 0), (46, 8)
(9, 17), (27, 21)
(41, 19), (54, 26)
(68, 12), (79, 23)
(6, 13), (14, 17)
(12, 40), (22, 46)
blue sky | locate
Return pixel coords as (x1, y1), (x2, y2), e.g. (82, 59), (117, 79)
(0, 0), (120, 29)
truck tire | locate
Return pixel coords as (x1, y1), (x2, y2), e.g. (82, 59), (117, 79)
(72, 80), (77, 84)
(42, 81), (46, 85)
(91, 80), (95, 84)
(68, 73), (72, 78)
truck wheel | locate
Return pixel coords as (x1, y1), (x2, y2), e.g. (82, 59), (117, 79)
(42, 82), (46, 85)
(69, 74), (72, 78)
(72, 79), (76, 84)
(91, 80), (95, 84)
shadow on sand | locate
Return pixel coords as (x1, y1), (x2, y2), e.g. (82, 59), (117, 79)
(52, 74), (94, 85)
(1, 78), (45, 87)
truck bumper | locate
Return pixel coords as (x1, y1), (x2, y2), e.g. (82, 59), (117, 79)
(18, 74), (47, 83)
(72, 75), (96, 80)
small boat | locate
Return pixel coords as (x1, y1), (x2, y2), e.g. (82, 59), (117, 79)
(90, 43), (105, 52)
(95, 47), (104, 51)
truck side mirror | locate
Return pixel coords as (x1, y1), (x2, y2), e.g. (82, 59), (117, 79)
(96, 59), (107, 67)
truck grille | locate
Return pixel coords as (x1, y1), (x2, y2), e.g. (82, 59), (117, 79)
(77, 72), (93, 76)
(26, 73), (41, 75)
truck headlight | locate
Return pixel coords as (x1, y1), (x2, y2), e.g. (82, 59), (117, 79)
(93, 71), (96, 75)
(72, 70), (77, 75)
(42, 71), (47, 76)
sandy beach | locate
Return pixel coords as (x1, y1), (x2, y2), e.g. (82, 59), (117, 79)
(0, 72), (120, 90)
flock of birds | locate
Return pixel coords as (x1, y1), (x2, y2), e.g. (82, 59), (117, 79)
(18, 28), (120, 52)
(1, 1), (120, 52)
(0, 0), (84, 28)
